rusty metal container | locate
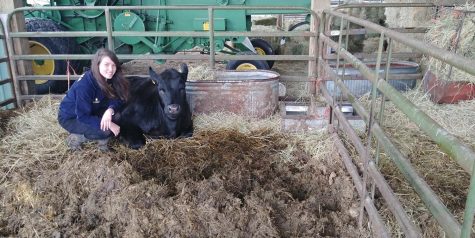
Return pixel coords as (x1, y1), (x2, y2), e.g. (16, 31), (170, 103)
(422, 70), (475, 104)
(186, 70), (280, 118)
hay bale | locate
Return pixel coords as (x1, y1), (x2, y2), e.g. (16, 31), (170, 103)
(385, 0), (433, 28)
(384, 0), (433, 53)
(424, 4), (475, 82)
(331, 1), (387, 53)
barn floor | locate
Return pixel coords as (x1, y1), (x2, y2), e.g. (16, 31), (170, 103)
(0, 95), (370, 237)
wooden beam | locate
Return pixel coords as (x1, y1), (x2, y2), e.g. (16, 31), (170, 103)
(307, 0), (330, 114)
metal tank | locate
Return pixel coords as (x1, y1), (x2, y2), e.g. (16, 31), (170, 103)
(186, 70), (279, 118)
(325, 61), (420, 98)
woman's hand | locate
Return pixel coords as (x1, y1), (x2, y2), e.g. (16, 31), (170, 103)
(109, 122), (120, 136)
(100, 108), (114, 131)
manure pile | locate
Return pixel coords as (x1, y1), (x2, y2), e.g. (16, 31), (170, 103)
(0, 97), (367, 237)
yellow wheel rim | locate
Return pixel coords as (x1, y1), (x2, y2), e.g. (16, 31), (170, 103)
(255, 47), (266, 55)
(29, 40), (55, 84)
(236, 63), (257, 70)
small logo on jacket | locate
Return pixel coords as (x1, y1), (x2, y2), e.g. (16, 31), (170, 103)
(93, 98), (100, 104)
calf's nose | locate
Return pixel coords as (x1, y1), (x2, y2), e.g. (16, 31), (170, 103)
(167, 104), (181, 114)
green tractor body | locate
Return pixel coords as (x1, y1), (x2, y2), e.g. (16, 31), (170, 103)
(23, 0), (310, 93)
(26, 0), (309, 55)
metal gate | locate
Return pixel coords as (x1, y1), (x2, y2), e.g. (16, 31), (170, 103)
(4, 2), (475, 238)
(319, 3), (475, 238)
(5, 4), (318, 105)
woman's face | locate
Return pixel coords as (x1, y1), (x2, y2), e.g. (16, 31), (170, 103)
(99, 56), (116, 80)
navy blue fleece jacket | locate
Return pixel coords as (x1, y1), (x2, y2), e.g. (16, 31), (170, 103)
(58, 70), (123, 130)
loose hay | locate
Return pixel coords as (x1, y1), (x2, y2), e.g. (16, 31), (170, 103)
(188, 64), (215, 81)
(0, 97), (69, 184)
(0, 109), (18, 138)
(0, 96), (368, 237)
(424, 4), (475, 82)
(356, 88), (474, 237)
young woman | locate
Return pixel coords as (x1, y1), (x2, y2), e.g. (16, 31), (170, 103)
(58, 48), (128, 151)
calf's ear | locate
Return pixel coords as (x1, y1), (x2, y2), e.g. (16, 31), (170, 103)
(179, 63), (188, 81)
(149, 67), (160, 80)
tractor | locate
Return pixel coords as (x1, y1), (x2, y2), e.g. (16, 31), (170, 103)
(22, 0), (311, 93)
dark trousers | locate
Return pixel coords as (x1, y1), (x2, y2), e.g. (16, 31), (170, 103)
(58, 115), (112, 140)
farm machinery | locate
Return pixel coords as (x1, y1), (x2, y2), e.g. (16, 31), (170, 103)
(20, 0), (311, 93)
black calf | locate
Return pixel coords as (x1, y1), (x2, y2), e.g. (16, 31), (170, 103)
(117, 64), (193, 149)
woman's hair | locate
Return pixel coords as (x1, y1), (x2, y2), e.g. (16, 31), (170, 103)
(91, 48), (128, 101)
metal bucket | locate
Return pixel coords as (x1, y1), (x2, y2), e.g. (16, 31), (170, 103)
(186, 70), (280, 118)
(325, 61), (420, 98)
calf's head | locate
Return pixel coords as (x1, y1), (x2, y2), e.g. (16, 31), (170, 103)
(149, 64), (188, 120)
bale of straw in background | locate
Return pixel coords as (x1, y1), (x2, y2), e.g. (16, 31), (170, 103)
(424, 5), (475, 82)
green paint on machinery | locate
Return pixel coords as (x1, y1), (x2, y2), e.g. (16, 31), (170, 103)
(23, 0), (310, 93)
(24, 0), (310, 58)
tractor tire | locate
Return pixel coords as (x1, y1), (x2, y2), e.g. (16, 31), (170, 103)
(288, 21), (309, 31)
(26, 18), (78, 94)
(226, 52), (270, 71)
(250, 38), (275, 68)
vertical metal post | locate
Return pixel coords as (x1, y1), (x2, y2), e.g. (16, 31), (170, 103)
(342, 20), (350, 77)
(308, 2), (319, 115)
(316, 11), (326, 83)
(461, 161), (475, 237)
(208, 7), (215, 70)
(105, 7), (114, 51)
(371, 37), (392, 199)
(337, 20), (350, 131)
(308, 1), (318, 94)
(359, 31), (385, 227)
(154, 10), (160, 45)
(332, 16), (345, 126)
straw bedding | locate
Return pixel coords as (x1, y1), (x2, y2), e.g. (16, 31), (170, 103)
(354, 88), (475, 237)
(0, 96), (367, 237)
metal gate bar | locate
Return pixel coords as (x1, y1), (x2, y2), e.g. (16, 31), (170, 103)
(323, 85), (422, 237)
(6, 3), (475, 237)
(320, 5), (475, 238)
(6, 5), (318, 105)
(323, 10), (475, 173)
(332, 132), (390, 238)
(321, 58), (460, 236)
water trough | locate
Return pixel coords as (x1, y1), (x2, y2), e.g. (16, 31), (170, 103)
(186, 70), (280, 118)
(325, 60), (421, 98)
